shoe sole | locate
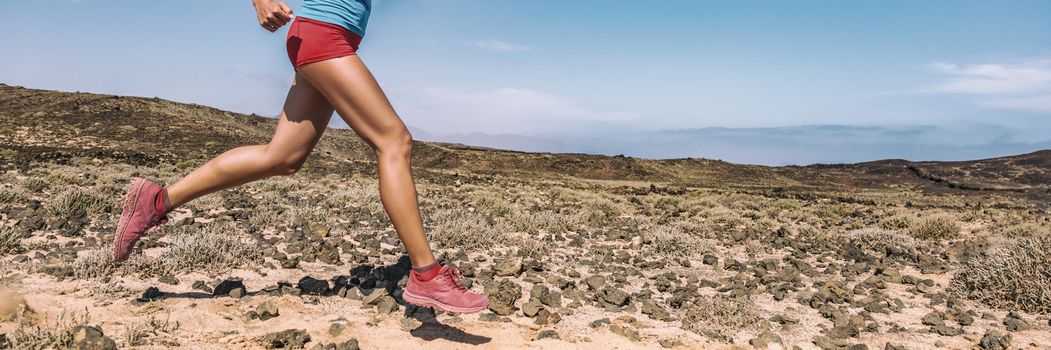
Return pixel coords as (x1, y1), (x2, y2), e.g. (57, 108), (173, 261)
(402, 289), (489, 314)
(112, 178), (145, 262)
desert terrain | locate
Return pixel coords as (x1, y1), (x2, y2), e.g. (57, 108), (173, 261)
(0, 83), (1049, 349)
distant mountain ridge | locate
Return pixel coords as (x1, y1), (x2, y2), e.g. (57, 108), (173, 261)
(2, 83), (1048, 205)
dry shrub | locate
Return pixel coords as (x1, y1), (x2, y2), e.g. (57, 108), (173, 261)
(909, 214), (960, 240)
(878, 215), (911, 230)
(508, 210), (582, 234)
(428, 208), (507, 251)
(653, 195), (688, 213)
(71, 248), (116, 279)
(683, 295), (765, 342)
(949, 234), (1051, 314)
(642, 225), (713, 258)
(580, 195), (621, 224)
(73, 224), (262, 279)
(467, 190), (515, 217)
(20, 177), (48, 192)
(0, 187), (30, 205)
(1, 226), (26, 255)
(46, 187), (113, 218)
(847, 227), (917, 253)
(6, 310), (90, 350)
(1002, 224), (1047, 238)
(153, 225), (263, 274)
(123, 314), (180, 347)
(323, 181), (383, 215)
(701, 206), (743, 226)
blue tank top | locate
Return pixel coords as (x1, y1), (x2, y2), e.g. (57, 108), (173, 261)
(298, 0), (371, 37)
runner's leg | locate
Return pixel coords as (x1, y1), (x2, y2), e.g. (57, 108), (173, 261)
(297, 55), (437, 267)
(166, 74), (334, 207)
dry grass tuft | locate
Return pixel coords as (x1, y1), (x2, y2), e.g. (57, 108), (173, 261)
(682, 295), (765, 342)
(642, 225), (713, 258)
(428, 208), (507, 251)
(73, 224), (263, 279)
(45, 187), (113, 219)
(1, 226), (26, 255)
(847, 227), (917, 253)
(6, 309), (91, 350)
(908, 214), (960, 240)
(950, 235), (1051, 314)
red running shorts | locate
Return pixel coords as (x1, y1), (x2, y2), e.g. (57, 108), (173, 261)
(286, 16), (362, 69)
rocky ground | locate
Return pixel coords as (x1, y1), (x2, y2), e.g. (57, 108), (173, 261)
(0, 84), (1050, 349)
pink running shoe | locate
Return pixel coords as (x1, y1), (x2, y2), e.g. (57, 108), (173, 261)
(112, 178), (168, 262)
(403, 265), (489, 314)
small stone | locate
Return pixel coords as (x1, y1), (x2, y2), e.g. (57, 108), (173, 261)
(479, 313), (501, 322)
(72, 325), (116, 350)
(256, 302), (280, 321)
(749, 331), (782, 348)
(140, 287), (163, 302)
(590, 318), (611, 328)
(400, 318), (422, 331)
(979, 329), (1012, 350)
(702, 254), (718, 265)
(317, 244), (340, 265)
(1003, 311), (1030, 331)
(660, 339), (684, 348)
(259, 329), (311, 349)
(192, 280), (212, 293)
(298, 276), (330, 295)
(494, 258), (523, 277)
(213, 278), (247, 298)
(934, 340), (945, 347)
(540, 291), (562, 308)
(536, 330), (560, 340)
(535, 309), (561, 325)
(641, 300), (671, 321)
(522, 300), (544, 317)
(610, 324), (641, 342)
(585, 275), (606, 291)
(884, 342), (906, 350)
(485, 279), (522, 316)
(333, 339), (359, 350)
(363, 289), (389, 305)
(933, 324), (962, 336)
(602, 288), (630, 306)
(158, 275), (179, 285)
(328, 323), (344, 337)
(530, 284), (550, 301)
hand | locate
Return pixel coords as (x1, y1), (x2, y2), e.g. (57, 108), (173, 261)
(252, 0), (293, 32)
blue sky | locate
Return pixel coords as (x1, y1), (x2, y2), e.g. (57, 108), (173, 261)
(2, 0), (1050, 165)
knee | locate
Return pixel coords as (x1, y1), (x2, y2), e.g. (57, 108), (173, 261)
(375, 130), (413, 160)
(267, 150), (310, 175)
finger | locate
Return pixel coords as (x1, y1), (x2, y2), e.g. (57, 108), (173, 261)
(265, 17), (285, 28)
(274, 10), (292, 22)
(278, 2), (294, 16)
(272, 14), (290, 26)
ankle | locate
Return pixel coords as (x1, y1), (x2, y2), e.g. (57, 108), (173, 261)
(413, 262), (441, 281)
(155, 188), (173, 216)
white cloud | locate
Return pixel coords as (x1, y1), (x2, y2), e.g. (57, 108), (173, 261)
(927, 58), (1051, 113)
(471, 39), (532, 52)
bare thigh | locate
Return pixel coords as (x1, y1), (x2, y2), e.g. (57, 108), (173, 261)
(268, 73), (336, 166)
(296, 55), (409, 151)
